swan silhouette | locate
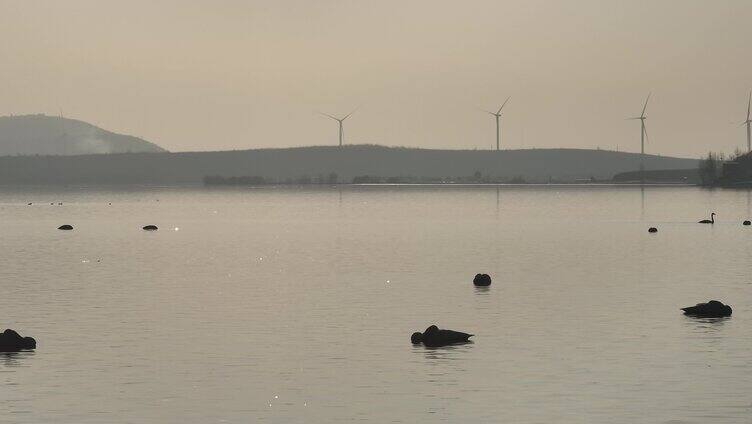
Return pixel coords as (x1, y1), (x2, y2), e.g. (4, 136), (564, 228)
(681, 300), (732, 318)
(698, 213), (715, 224)
(0, 329), (36, 352)
(473, 273), (491, 286)
(411, 325), (473, 347)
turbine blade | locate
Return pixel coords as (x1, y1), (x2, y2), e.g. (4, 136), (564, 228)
(343, 105), (361, 121)
(643, 123), (649, 143)
(497, 96), (511, 114)
(747, 91), (751, 121)
(319, 112), (340, 121)
(641, 92), (651, 117)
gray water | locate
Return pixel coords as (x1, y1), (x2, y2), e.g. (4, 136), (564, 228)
(2, 185), (752, 423)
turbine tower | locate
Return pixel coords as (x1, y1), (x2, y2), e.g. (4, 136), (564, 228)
(320, 110), (356, 147)
(629, 93), (651, 182)
(743, 91), (751, 153)
(58, 108), (68, 156)
(485, 97), (510, 151)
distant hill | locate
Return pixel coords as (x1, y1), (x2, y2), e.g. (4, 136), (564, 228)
(0, 144), (699, 185)
(0, 114), (166, 156)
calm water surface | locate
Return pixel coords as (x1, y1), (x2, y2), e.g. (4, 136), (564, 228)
(1, 185), (752, 423)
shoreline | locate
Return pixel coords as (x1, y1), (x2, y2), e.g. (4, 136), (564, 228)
(0, 182), (703, 190)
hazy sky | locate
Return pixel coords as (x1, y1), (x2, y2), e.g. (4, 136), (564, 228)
(2, 0), (752, 157)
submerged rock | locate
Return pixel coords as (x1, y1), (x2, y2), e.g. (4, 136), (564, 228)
(744, 220), (751, 226)
(648, 227), (658, 233)
(57, 224), (73, 230)
(0, 329), (36, 352)
(142, 225), (158, 231)
(681, 300), (732, 318)
(473, 273), (492, 286)
(411, 325), (473, 347)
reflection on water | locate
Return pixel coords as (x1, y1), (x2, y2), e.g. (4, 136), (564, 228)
(416, 343), (474, 358)
(1, 185), (752, 423)
(683, 316), (730, 331)
(496, 186), (500, 218)
(640, 186), (645, 220)
(0, 351), (35, 368)
(473, 286), (491, 295)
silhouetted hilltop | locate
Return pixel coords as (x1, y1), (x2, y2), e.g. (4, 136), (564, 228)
(0, 144), (699, 185)
(0, 114), (166, 156)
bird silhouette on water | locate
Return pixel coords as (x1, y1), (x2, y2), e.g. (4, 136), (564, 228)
(698, 213), (715, 224)
(411, 325), (473, 347)
(681, 300), (732, 318)
(473, 273), (492, 286)
(0, 329), (36, 352)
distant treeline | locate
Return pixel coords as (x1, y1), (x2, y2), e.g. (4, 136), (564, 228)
(612, 168), (699, 184)
(707, 150), (752, 186)
(350, 174), (530, 184)
(204, 173), (340, 185)
(204, 172), (534, 185)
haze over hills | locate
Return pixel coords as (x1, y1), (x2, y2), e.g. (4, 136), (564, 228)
(0, 144), (699, 185)
(0, 114), (166, 156)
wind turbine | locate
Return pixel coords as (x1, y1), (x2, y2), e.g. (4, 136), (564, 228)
(320, 109), (356, 147)
(629, 93), (651, 182)
(484, 97), (510, 151)
(742, 91), (751, 153)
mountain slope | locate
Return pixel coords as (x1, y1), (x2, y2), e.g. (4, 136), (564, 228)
(0, 144), (699, 185)
(0, 114), (166, 156)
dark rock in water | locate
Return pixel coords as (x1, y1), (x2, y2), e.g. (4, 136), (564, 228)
(681, 300), (732, 318)
(473, 273), (492, 286)
(27, 202), (32, 206)
(142, 225), (158, 231)
(648, 227), (658, 233)
(0, 329), (36, 352)
(411, 325), (473, 347)
(744, 220), (751, 226)
(57, 224), (73, 230)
